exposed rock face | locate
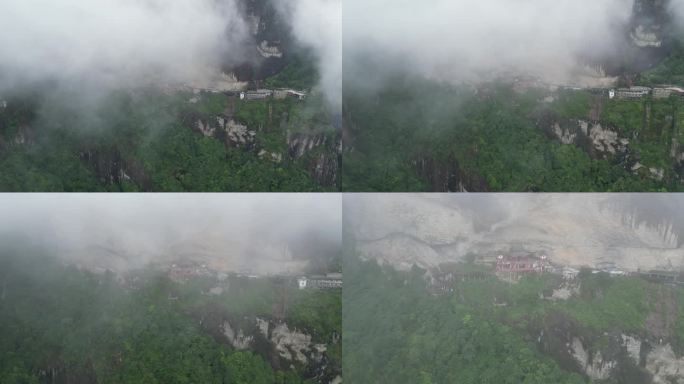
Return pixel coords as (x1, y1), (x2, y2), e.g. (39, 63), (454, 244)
(596, 0), (672, 75)
(646, 344), (684, 384)
(288, 132), (328, 158)
(197, 119), (216, 137)
(224, 118), (256, 146)
(553, 122), (578, 145)
(564, 333), (684, 383)
(222, 321), (253, 350)
(196, 116), (257, 148)
(630, 0), (667, 49)
(631, 24), (663, 48)
(532, 308), (683, 383)
(229, 0), (291, 82)
(269, 322), (327, 364)
(258, 149), (283, 163)
(356, 234), (448, 271)
(187, 72), (248, 93)
(549, 119), (629, 158)
(190, 115), (340, 188)
(258, 40), (283, 58)
(220, 317), (328, 366)
(209, 315), (339, 383)
(550, 282), (580, 301)
(346, 194), (684, 272)
(570, 337), (616, 380)
(287, 131), (340, 188)
(622, 334), (643, 365)
(256, 317), (269, 336)
(545, 115), (684, 183)
(346, 194), (476, 245)
(588, 123), (628, 155)
(308, 150), (339, 188)
(573, 333), (684, 384)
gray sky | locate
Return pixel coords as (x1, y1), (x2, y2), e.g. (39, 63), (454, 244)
(0, 194), (341, 275)
(343, 0), (641, 90)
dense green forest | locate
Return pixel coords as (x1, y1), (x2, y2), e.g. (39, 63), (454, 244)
(342, 33), (684, 192)
(0, 249), (341, 383)
(344, 253), (684, 384)
(263, 51), (319, 91)
(342, 78), (684, 192)
(0, 52), (338, 192)
(640, 39), (684, 85)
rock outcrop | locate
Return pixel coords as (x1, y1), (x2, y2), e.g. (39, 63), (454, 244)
(346, 194), (684, 272)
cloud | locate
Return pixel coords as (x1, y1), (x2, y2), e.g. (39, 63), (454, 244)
(0, 0), (250, 91)
(345, 194), (684, 271)
(671, 0), (684, 31)
(279, 0), (342, 111)
(344, 0), (633, 89)
(0, 194), (341, 274)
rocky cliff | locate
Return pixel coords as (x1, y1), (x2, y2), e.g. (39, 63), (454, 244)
(595, 0), (674, 76)
(529, 309), (683, 384)
(228, 0), (293, 82)
(192, 108), (340, 189)
(539, 92), (684, 184)
(345, 194), (684, 272)
(206, 315), (341, 383)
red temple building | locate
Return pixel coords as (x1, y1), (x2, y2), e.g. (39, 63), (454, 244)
(495, 254), (547, 274)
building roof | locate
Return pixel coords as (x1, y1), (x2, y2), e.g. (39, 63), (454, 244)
(596, 261), (617, 268)
(244, 89), (273, 95)
(648, 270), (678, 276)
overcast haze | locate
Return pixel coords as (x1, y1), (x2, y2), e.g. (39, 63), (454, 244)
(0, 194), (341, 275)
(0, 0), (340, 108)
(344, 0), (643, 90)
(345, 194), (684, 272)
(672, 0), (684, 30)
(279, 0), (342, 111)
(0, 0), (253, 91)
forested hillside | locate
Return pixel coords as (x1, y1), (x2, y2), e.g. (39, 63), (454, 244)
(342, 17), (684, 192)
(344, 254), (684, 384)
(343, 69), (684, 192)
(0, 250), (341, 383)
(0, 81), (338, 192)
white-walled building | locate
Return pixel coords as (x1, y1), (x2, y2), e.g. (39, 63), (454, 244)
(297, 277), (308, 289)
(297, 273), (342, 290)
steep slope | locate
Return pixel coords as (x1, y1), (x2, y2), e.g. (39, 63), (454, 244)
(345, 195), (684, 271)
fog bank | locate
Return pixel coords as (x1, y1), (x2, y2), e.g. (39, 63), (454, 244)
(671, 0), (684, 30)
(344, 0), (638, 90)
(0, 194), (341, 275)
(0, 0), (253, 92)
(278, 0), (342, 111)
